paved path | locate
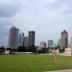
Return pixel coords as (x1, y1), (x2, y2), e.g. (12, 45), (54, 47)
(45, 69), (72, 72)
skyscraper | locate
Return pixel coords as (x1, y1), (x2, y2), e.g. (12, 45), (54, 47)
(61, 30), (68, 48)
(8, 26), (19, 49)
(48, 40), (54, 48)
(28, 31), (35, 47)
(19, 33), (24, 47)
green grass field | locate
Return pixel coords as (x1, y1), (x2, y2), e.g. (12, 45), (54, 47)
(0, 55), (72, 72)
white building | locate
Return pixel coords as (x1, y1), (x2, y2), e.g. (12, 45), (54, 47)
(64, 47), (72, 56)
(40, 41), (46, 48)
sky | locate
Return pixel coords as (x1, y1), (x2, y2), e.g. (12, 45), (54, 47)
(0, 0), (72, 46)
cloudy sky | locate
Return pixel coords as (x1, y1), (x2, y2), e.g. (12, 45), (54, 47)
(0, 0), (72, 46)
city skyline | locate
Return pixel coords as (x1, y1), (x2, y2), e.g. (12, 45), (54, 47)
(0, 0), (72, 46)
(1, 26), (72, 48)
(8, 26), (36, 49)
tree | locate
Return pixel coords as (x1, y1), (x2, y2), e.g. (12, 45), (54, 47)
(0, 46), (5, 54)
(17, 46), (25, 52)
(59, 48), (65, 53)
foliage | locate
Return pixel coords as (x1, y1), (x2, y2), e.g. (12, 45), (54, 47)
(59, 48), (65, 53)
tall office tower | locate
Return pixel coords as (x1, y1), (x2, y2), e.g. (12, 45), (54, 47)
(8, 26), (19, 49)
(19, 33), (24, 47)
(28, 31), (35, 47)
(24, 36), (29, 47)
(61, 30), (68, 48)
(48, 40), (54, 48)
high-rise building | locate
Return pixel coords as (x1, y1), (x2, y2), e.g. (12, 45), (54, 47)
(24, 36), (29, 47)
(8, 26), (19, 49)
(61, 30), (68, 48)
(28, 31), (35, 47)
(19, 33), (24, 47)
(48, 40), (53, 48)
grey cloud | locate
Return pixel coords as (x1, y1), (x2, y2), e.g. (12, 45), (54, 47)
(0, 24), (9, 46)
(47, 1), (61, 11)
(61, 0), (72, 9)
(62, 10), (72, 14)
(61, 0), (72, 14)
(0, 0), (21, 46)
(44, 0), (61, 11)
(0, 18), (15, 46)
(46, 0), (72, 11)
(0, 3), (20, 17)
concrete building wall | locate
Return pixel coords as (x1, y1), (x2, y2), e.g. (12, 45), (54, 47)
(61, 30), (68, 48)
(8, 26), (19, 49)
(28, 31), (35, 47)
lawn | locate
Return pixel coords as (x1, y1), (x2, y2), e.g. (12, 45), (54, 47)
(0, 55), (72, 72)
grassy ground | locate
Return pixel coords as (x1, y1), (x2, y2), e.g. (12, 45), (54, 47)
(0, 55), (72, 72)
